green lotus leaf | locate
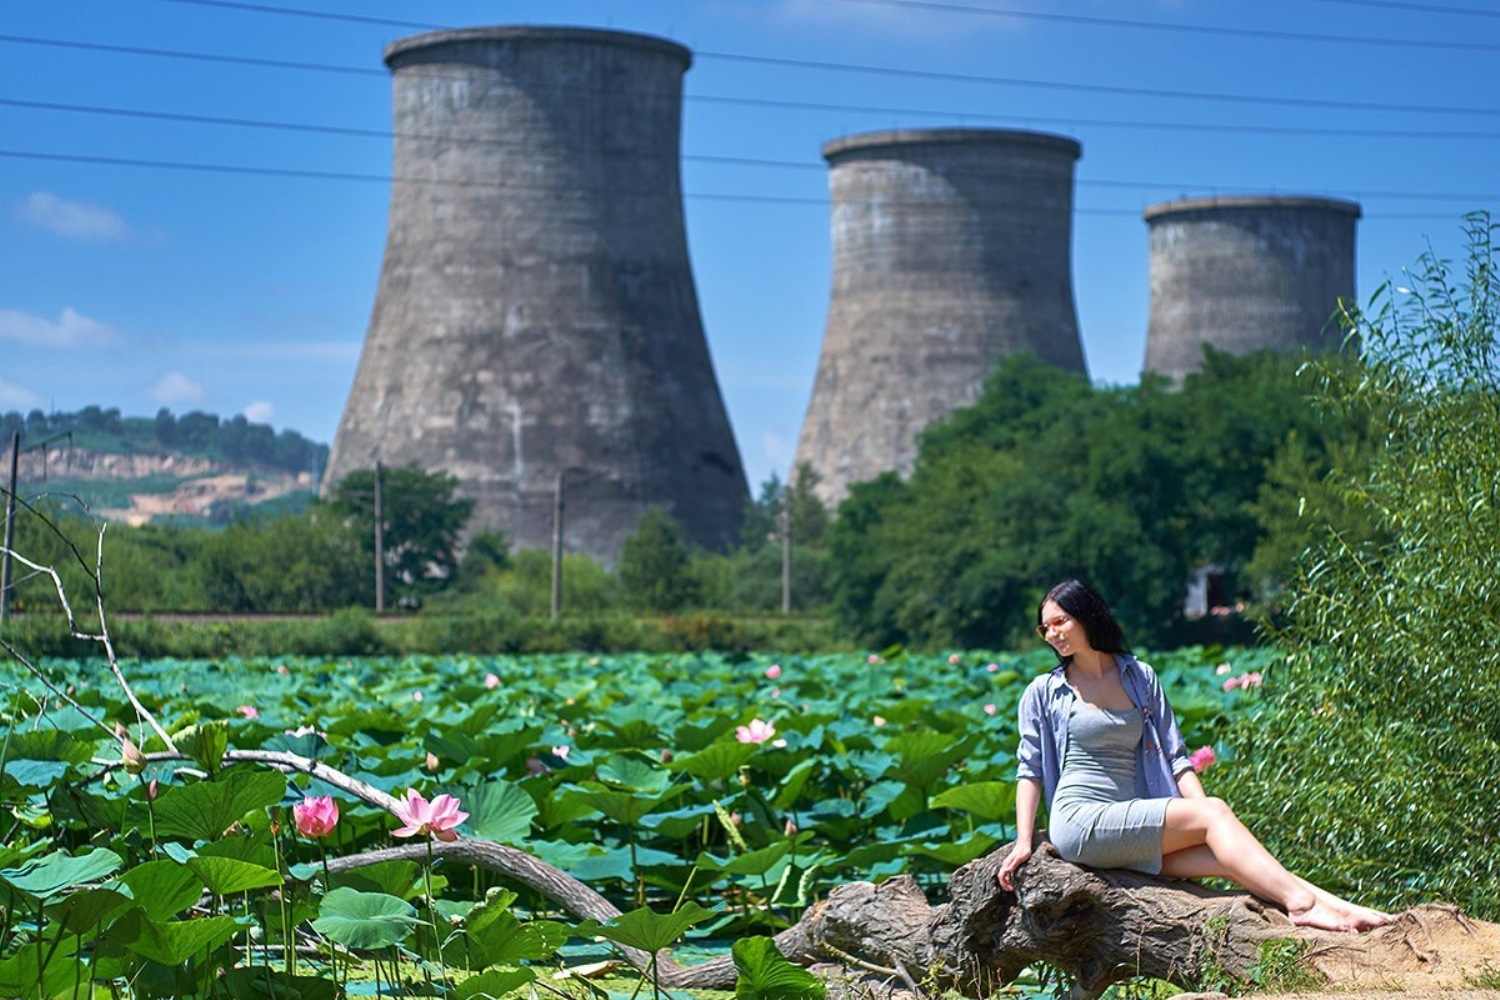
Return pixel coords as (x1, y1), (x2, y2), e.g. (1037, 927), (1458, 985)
(930, 781), (1017, 821)
(453, 968), (537, 1000)
(0, 847), (122, 900)
(311, 888), (418, 949)
(460, 779), (538, 844)
(584, 901), (715, 953)
(733, 935), (827, 1000)
(666, 741), (759, 783)
(116, 859), (205, 920)
(220, 966), (342, 1000)
(152, 768), (286, 840)
(185, 856), (283, 896)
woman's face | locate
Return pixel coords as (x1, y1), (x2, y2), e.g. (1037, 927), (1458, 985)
(1038, 599), (1093, 657)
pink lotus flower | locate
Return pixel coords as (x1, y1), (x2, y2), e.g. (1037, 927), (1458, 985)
(484, 673), (500, 689)
(1215, 663), (1233, 676)
(551, 745), (570, 760)
(277, 665), (289, 675)
(118, 727), (146, 776)
(948, 653), (961, 665)
(1222, 676), (1241, 692)
(736, 719), (777, 744)
(425, 752), (440, 772)
(867, 654), (881, 665)
(983, 703), (998, 716)
(1244, 672), (1263, 688)
(391, 789), (468, 842)
(147, 779), (160, 800)
(293, 796), (340, 838)
(765, 664), (782, 680)
(237, 705), (259, 720)
(411, 691), (424, 703)
(1189, 746), (1217, 773)
(986, 663), (999, 673)
(872, 715), (887, 727)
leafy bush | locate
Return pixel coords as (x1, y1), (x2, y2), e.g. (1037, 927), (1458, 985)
(1222, 214), (1500, 918)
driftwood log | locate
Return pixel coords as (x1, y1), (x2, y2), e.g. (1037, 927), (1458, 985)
(334, 834), (1500, 998)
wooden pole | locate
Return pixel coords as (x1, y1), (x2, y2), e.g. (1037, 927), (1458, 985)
(373, 461), (385, 615)
(0, 431), (19, 625)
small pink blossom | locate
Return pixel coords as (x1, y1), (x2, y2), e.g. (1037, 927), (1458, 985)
(867, 654), (882, 665)
(425, 752), (440, 772)
(237, 705), (259, 720)
(784, 818), (798, 837)
(1222, 676), (1241, 692)
(1244, 672), (1263, 688)
(736, 719), (777, 744)
(765, 664), (782, 680)
(872, 715), (887, 727)
(119, 730), (146, 776)
(948, 653), (961, 665)
(484, 673), (500, 689)
(391, 789), (468, 842)
(411, 691), (424, 703)
(551, 745), (570, 760)
(293, 796), (340, 838)
(1215, 663), (1233, 676)
(147, 779), (160, 800)
(983, 703), (998, 716)
(1189, 746), (1217, 773)
(277, 665), (289, 675)
(986, 663), (999, 673)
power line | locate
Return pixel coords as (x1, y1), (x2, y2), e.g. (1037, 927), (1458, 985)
(8, 95), (1497, 173)
(827, 0), (1500, 52)
(3, 147), (1493, 207)
(4, 30), (1497, 119)
(696, 48), (1500, 118)
(1305, 0), (1500, 18)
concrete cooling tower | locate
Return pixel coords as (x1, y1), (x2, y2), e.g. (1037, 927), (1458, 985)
(1143, 196), (1361, 382)
(325, 26), (747, 562)
(793, 128), (1086, 506)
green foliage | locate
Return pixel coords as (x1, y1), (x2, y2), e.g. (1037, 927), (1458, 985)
(1222, 214), (1500, 916)
(826, 352), (1346, 648)
(325, 462), (475, 600)
(618, 507), (700, 613)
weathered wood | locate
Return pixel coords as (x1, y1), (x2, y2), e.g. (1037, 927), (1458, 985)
(337, 835), (1500, 997)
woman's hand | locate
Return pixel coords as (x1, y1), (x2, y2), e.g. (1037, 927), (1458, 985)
(996, 840), (1032, 891)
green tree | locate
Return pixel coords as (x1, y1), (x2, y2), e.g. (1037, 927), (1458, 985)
(324, 464), (475, 601)
(618, 507), (699, 613)
(1222, 214), (1500, 917)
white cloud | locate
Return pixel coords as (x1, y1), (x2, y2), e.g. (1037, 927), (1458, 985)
(243, 400), (276, 424)
(149, 371), (207, 406)
(762, 430), (789, 464)
(0, 378), (42, 411)
(0, 307), (121, 348)
(18, 192), (129, 241)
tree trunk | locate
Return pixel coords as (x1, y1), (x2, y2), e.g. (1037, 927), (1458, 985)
(337, 836), (1500, 998)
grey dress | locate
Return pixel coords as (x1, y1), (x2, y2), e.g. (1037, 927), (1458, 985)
(1048, 703), (1171, 874)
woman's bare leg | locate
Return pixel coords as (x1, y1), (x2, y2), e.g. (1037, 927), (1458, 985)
(1159, 798), (1388, 931)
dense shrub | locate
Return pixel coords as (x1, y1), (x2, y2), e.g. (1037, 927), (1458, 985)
(1222, 214), (1500, 918)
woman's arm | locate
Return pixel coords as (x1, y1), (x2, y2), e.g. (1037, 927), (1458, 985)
(1175, 768), (1207, 799)
(997, 777), (1042, 890)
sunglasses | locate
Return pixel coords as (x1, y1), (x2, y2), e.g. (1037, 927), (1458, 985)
(1035, 615), (1072, 638)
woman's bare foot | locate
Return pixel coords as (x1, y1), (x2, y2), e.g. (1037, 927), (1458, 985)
(1288, 898), (1362, 932)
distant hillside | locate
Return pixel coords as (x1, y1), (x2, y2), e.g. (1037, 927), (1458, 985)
(2, 407), (328, 527)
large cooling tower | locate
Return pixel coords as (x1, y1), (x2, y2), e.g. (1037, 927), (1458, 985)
(794, 128), (1086, 506)
(1143, 195), (1361, 382)
(325, 27), (747, 562)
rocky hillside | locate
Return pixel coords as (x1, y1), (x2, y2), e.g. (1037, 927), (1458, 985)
(13, 448), (318, 526)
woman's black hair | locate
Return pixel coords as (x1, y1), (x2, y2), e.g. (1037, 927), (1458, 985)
(1039, 579), (1131, 661)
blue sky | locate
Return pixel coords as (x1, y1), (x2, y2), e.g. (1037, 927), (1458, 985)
(2, 0), (1496, 491)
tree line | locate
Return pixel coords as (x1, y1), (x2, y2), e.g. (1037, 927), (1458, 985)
(3, 346), (1376, 648)
(0, 406), (328, 475)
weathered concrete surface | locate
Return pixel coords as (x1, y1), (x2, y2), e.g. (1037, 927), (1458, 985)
(325, 27), (746, 562)
(794, 128), (1086, 506)
(1143, 195), (1360, 383)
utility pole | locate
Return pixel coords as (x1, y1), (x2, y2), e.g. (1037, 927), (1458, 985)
(373, 461), (386, 615)
(0, 431), (19, 625)
(780, 487), (792, 615)
(550, 470), (565, 620)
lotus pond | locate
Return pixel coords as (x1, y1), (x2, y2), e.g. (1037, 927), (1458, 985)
(0, 645), (1277, 998)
